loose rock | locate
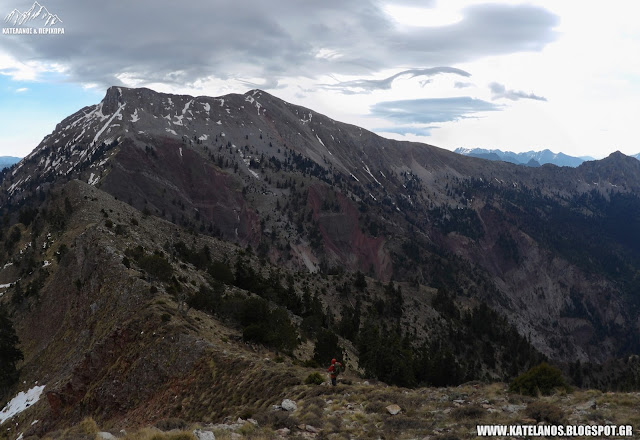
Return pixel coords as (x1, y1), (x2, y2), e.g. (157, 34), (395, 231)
(386, 404), (402, 415)
(193, 429), (216, 440)
(282, 399), (298, 412)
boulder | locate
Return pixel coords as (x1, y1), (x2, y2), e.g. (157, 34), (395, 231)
(281, 399), (297, 412)
(193, 429), (216, 440)
(576, 400), (597, 411)
(386, 404), (402, 415)
(305, 425), (320, 433)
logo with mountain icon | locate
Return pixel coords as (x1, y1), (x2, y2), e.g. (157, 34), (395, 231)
(4, 1), (62, 27)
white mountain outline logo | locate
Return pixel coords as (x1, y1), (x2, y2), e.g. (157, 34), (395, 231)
(4, 1), (63, 27)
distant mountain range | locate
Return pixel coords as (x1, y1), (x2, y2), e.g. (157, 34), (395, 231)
(0, 156), (21, 170)
(454, 147), (595, 168)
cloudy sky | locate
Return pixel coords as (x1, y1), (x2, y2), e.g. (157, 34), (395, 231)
(1, 0), (639, 159)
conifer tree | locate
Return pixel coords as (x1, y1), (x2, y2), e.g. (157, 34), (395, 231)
(0, 305), (23, 397)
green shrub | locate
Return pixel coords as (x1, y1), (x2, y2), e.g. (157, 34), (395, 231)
(208, 260), (235, 285)
(435, 434), (460, 440)
(509, 362), (569, 396)
(239, 299), (298, 352)
(365, 401), (387, 414)
(451, 404), (485, 419)
(305, 372), (324, 385)
(151, 433), (195, 440)
(187, 284), (222, 313)
(61, 417), (99, 438)
(303, 359), (319, 368)
(139, 254), (173, 282)
(0, 305), (23, 397)
(155, 418), (187, 431)
(125, 245), (145, 261)
(55, 243), (68, 263)
(313, 329), (344, 365)
(383, 414), (430, 431)
(525, 400), (565, 424)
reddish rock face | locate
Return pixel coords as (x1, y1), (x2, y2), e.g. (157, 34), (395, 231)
(101, 137), (261, 247)
(307, 185), (392, 280)
(46, 391), (63, 417)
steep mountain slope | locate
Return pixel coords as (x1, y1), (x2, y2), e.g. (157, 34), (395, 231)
(0, 180), (301, 435)
(0, 179), (542, 436)
(2, 86), (640, 399)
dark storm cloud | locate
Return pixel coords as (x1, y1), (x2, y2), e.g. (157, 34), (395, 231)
(0, 1), (559, 89)
(370, 97), (501, 124)
(489, 82), (547, 101)
(321, 67), (470, 94)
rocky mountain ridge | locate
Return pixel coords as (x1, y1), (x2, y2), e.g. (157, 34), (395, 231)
(2, 86), (640, 436)
(3, 86), (640, 363)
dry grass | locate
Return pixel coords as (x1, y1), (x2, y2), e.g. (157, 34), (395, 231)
(43, 418), (99, 440)
(450, 404), (485, 420)
(211, 432), (277, 440)
(36, 383), (640, 439)
(120, 428), (196, 440)
(154, 418), (187, 431)
(525, 400), (566, 424)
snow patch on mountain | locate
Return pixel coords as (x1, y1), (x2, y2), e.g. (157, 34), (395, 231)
(363, 164), (382, 186)
(92, 104), (126, 146)
(0, 385), (45, 424)
(182, 100), (193, 115)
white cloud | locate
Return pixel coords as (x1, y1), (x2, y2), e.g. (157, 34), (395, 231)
(3, 0), (639, 158)
(384, 2), (463, 28)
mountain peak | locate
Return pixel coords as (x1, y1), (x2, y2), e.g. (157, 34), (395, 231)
(607, 150), (627, 159)
(102, 86), (125, 114)
(596, 150), (637, 167)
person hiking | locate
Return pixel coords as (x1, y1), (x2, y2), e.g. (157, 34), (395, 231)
(328, 358), (343, 386)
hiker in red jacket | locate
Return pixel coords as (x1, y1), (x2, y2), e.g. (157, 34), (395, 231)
(328, 358), (343, 386)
